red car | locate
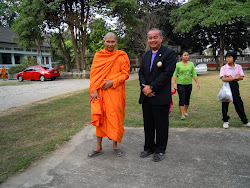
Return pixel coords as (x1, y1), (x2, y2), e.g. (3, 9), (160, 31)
(16, 65), (60, 82)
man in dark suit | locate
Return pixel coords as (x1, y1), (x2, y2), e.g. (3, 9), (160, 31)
(139, 28), (176, 162)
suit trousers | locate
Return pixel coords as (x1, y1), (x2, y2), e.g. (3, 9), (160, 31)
(222, 81), (248, 124)
(142, 99), (170, 154)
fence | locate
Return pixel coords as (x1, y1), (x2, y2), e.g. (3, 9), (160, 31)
(189, 55), (250, 70)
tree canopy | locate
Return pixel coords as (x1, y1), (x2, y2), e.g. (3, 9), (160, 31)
(12, 0), (46, 64)
(170, 0), (250, 67)
(1, 0), (249, 70)
(0, 0), (18, 27)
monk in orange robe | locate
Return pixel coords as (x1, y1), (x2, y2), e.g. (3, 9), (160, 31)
(88, 32), (130, 157)
(1, 66), (7, 80)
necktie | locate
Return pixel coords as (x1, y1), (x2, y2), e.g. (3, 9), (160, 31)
(150, 52), (157, 71)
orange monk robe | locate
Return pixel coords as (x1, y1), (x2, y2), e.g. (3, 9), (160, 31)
(89, 48), (130, 143)
(1, 67), (7, 80)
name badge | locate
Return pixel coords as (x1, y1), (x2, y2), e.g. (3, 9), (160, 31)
(157, 61), (162, 67)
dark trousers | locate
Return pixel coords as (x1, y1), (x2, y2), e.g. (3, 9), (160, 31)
(222, 81), (248, 124)
(177, 84), (192, 106)
(142, 99), (170, 154)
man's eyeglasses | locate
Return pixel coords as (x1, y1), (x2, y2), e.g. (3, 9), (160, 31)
(148, 36), (159, 40)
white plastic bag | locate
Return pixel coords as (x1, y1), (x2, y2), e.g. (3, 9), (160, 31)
(217, 82), (233, 102)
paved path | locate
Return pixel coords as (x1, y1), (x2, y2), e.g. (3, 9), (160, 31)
(0, 79), (90, 111)
(0, 74), (138, 112)
(1, 126), (250, 188)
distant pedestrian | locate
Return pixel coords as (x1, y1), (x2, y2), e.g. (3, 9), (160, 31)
(60, 65), (64, 71)
(172, 51), (200, 120)
(219, 51), (250, 128)
(1, 66), (7, 81)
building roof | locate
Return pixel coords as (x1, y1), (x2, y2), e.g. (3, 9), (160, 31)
(0, 26), (50, 48)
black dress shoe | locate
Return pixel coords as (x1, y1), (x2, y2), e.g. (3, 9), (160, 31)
(153, 153), (165, 162)
(140, 150), (154, 158)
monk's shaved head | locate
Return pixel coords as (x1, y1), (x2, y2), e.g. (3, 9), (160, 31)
(104, 32), (117, 41)
(103, 32), (118, 52)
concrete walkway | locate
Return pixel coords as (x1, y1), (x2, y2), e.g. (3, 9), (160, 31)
(1, 126), (250, 188)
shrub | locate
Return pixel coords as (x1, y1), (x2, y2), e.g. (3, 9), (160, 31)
(20, 57), (38, 67)
(8, 64), (26, 74)
(8, 57), (38, 74)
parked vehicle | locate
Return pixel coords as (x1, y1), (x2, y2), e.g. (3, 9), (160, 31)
(195, 63), (208, 75)
(16, 65), (60, 82)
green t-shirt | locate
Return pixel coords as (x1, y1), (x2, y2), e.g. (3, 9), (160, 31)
(173, 61), (197, 85)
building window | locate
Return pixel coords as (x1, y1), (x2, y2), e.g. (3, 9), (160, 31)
(14, 48), (22, 51)
(14, 55), (21, 64)
(46, 57), (49, 64)
(5, 47), (11, 50)
(2, 53), (12, 64)
(42, 56), (45, 64)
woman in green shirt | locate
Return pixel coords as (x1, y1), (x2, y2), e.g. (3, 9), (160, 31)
(172, 51), (200, 120)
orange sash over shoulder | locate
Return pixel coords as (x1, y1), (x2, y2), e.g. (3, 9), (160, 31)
(89, 48), (130, 142)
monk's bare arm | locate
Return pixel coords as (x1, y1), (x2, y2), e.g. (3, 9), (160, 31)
(90, 90), (99, 102)
(101, 79), (113, 90)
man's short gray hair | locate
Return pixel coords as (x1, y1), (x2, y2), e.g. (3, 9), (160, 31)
(147, 28), (163, 37)
(104, 32), (117, 40)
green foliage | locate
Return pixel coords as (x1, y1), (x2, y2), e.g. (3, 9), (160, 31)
(169, 0), (250, 58)
(0, 0), (18, 27)
(12, 0), (46, 49)
(86, 18), (110, 53)
(20, 57), (39, 67)
(170, 0), (250, 34)
(8, 65), (25, 74)
(8, 57), (38, 74)
(103, 0), (140, 28)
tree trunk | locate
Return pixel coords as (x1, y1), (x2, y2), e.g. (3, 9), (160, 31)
(69, 25), (81, 72)
(219, 26), (225, 69)
(213, 46), (219, 71)
(36, 39), (43, 64)
(58, 38), (69, 70)
(80, 29), (87, 70)
(80, 1), (87, 71)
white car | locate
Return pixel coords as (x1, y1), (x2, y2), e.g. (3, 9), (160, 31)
(195, 63), (208, 75)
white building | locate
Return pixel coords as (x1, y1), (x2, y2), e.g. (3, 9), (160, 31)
(0, 26), (52, 70)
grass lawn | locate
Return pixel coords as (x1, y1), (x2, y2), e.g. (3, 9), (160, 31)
(0, 80), (33, 86)
(0, 71), (249, 182)
(125, 71), (250, 128)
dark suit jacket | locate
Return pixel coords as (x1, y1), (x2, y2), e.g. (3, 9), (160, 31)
(139, 45), (176, 105)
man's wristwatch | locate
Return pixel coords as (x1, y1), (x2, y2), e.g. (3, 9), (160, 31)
(150, 85), (153, 91)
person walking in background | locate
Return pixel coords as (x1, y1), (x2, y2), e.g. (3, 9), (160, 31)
(1, 66), (7, 81)
(219, 51), (250, 129)
(88, 32), (130, 157)
(139, 28), (176, 162)
(172, 50), (200, 120)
